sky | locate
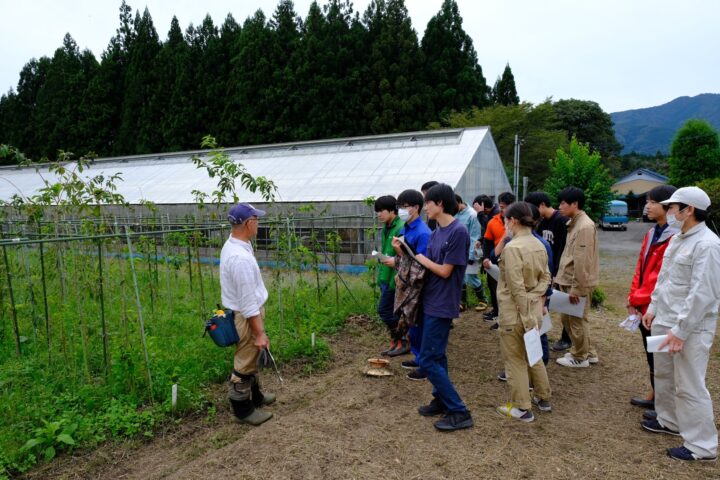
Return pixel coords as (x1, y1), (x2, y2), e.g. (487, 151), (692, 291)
(0, 0), (718, 113)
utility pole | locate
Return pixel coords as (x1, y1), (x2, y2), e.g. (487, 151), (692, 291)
(513, 135), (521, 199)
(522, 176), (528, 201)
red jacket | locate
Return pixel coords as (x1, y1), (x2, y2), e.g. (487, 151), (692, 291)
(628, 225), (678, 310)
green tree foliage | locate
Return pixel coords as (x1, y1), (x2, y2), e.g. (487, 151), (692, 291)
(492, 63), (519, 106)
(551, 99), (623, 163)
(421, 0), (490, 119)
(440, 101), (568, 190)
(667, 119), (720, 187)
(544, 137), (614, 220)
(695, 177), (720, 232)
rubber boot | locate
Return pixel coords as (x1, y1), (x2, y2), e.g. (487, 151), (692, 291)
(252, 381), (276, 407)
(230, 398), (273, 425)
(387, 339), (410, 357)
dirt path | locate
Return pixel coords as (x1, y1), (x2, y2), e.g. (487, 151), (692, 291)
(27, 231), (719, 480)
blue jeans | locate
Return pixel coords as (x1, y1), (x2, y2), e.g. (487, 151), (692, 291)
(377, 283), (398, 331)
(409, 324), (422, 363)
(419, 314), (467, 413)
(464, 273), (482, 290)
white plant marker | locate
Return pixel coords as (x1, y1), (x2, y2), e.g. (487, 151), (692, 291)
(172, 384), (178, 412)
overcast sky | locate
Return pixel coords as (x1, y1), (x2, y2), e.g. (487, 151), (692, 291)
(1, 0), (717, 113)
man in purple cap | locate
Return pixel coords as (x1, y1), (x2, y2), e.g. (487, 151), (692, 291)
(220, 203), (275, 425)
(641, 186), (719, 462)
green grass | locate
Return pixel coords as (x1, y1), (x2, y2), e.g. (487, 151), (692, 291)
(0, 241), (375, 476)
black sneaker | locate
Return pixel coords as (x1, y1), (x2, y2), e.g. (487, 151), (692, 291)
(490, 322), (499, 330)
(483, 312), (497, 321)
(407, 369), (428, 381)
(643, 410), (657, 421)
(550, 339), (572, 352)
(434, 411), (474, 431)
(667, 446), (717, 462)
(497, 371), (507, 381)
(418, 398), (446, 416)
(641, 419), (680, 436)
(401, 360), (419, 369)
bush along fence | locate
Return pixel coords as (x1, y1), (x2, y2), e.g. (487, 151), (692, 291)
(0, 213), (380, 475)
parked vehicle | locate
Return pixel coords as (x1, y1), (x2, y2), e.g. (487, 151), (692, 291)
(600, 200), (629, 230)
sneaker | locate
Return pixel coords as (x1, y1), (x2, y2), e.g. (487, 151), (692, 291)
(630, 396), (654, 409)
(588, 354), (599, 365)
(483, 312), (497, 321)
(496, 404), (535, 423)
(497, 371), (507, 382)
(643, 410), (657, 421)
(550, 339), (572, 352)
(666, 446), (717, 462)
(459, 303), (467, 312)
(418, 398), (446, 417)
(640, 419), (680, 436)
(474, 301), (489, 312)
(490, 322), (499, 330)
(406, 369), (428, 381)
(556, 355), (589, 368)
(401, 360), (419, 369)
(434, 411), (474, 431)
(532, 396), (552, 412)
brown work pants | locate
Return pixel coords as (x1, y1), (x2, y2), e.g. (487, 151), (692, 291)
(499, 322), (552, 410)
(558, 286), (597, 361)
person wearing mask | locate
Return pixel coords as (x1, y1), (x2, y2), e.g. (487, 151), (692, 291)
(454, 194), (487, 311)
(524, 191), (572, 352)
(626, 185), (678, 414)
(641, 186), (719, 462)
(494, 202), (552, 422)
(554, 187), (600, 368)
(221, 203), (276, 426)
(482, 192), (516, 328)
(374, 195), (405, 355)
(409, 183), (473, 431)
(392, 189), (432, 381)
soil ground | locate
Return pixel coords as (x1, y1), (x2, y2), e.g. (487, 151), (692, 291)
(25, 222), (719, 480)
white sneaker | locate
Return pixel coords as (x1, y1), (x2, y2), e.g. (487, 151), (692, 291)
(588, 354), (599, 364)
(496, 404), (535, 422)
(556, 355), (589, 368)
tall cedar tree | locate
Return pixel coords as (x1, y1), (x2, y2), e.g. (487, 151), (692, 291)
(117, 8), (162, 154)
(205, 14), (241, 146)
(421, 0), (490, 119)
(362, 0), (431, 133)
(492, 63), (519, 106)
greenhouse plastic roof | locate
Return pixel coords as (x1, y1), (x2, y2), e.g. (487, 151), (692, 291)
(0, 127), (507, 204)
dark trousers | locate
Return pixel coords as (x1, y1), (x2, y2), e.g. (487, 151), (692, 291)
(377, 283), (399, 333)
(639, 322), (655, 389)
(541, 333), (549, 365)
(419, 314), (467, 413)
(487, 274), (499, 315)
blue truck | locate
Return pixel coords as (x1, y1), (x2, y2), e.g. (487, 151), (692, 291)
(600, 200), (629, 231)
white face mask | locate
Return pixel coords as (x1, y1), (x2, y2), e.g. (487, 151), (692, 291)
(504, 221), (513, 239)
(667, 208), (687, 229)
(398, 208), (411, 223)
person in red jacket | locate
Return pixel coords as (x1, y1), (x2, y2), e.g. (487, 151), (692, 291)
(627, 185), (678, 412)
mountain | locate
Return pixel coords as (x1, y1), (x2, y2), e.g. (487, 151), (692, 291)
(611, 93), (720, 155)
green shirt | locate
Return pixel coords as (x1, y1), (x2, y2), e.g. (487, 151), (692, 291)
(378, 216), (403, 289)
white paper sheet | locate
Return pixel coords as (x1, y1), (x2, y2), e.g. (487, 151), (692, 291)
(486, 264), (500, 281)
(618, 314), (640, 332)
(524, 328), (543, 367)
(646, 334), (670, 353)
(539, 313), (552, 335)
(548, 289), (586, 317)
(371, 250), (392, 262)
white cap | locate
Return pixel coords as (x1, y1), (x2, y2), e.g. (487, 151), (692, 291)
(660, 186), (711, 210)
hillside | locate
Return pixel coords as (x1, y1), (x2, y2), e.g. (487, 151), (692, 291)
(611, 93), (720, 155)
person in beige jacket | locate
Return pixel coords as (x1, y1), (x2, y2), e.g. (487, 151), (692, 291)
(495, 202), (552, 423)
(554, 187), (600, 368)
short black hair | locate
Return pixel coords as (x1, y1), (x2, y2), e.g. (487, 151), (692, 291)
(455, 194), (464, 205)
(497, 191), (516, 206)
(647, 185), (677, 211)
(557, 187), (585, 210)
(421, 181), (439, 193)
(504, 202), (535, 227)
(473, 195), (494, 209)
(374, 195), (398, 213)
(524, 191), (552, 209)
(527, 202), (541, 224)
(425, 183), (458, 215)
(676, 203), (709, 222)
(397, 189), (424, 209)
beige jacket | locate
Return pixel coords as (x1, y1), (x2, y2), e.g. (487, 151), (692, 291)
(497, 230), (551, 329)
(555, 210), (599, 297)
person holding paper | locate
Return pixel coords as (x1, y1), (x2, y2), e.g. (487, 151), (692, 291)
(410, 184), (473, 431)
(494, 202), (552, 422)
(454, 194), (487, 312)
(626, 185), (678, 411)
(640, 186), (719, 462)
(554, 187), (600, 368)
(374, 195), (405, 356)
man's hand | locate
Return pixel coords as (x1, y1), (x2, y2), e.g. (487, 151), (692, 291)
(381, 256), (396, 268)
(482, 259), (492, 269)
(658, 330), (684, 355)
(254, 331), (270, 350)
(475, 240), (481, 249)
(391, 236), (401, 249)
(569, 294), (580, 305)
(642, 312), (655, 330)
(627, 304), (638, 316)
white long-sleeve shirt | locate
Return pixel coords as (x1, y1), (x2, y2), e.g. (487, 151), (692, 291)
(220, 236), (268, 318)
(647, 222), (720, 341)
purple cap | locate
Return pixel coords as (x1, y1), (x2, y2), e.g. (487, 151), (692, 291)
(227, 203), (266, 224)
